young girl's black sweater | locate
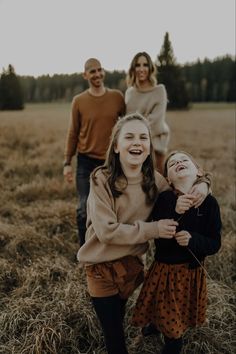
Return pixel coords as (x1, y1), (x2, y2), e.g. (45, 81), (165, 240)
(153, 191), (222, 267)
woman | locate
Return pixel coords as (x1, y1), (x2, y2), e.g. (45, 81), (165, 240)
(125, 52), (170, 174)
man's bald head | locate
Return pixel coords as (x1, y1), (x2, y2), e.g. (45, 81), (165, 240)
(84, 58), (102, 72)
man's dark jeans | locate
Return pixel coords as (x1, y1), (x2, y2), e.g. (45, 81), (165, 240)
(76, 154), (104, 246)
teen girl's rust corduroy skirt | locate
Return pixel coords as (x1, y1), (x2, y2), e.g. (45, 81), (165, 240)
(132, 261), (207, 339)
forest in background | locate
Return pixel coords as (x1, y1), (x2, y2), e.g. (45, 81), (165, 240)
(0, 32), (235, 110)
(18, 55), (236, 104)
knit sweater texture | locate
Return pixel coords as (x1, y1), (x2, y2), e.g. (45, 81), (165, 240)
(125, 84), (170, 154)
(64, 89), (125, 161)
(77, 170), (170, 264)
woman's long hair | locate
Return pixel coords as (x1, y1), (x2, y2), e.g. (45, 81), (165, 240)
(126, 51), (157, 88)
(91, 113), (158, 204)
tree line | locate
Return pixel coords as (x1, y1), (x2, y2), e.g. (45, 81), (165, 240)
(182, 56), (235, 103)
(0, 33), (235, 110)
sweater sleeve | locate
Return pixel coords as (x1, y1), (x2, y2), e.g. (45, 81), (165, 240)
(188, 196), (222, 257)
(146, 85), (170, 154)
(155, 171), (171, 193)
(124, 87), (131, 105)
(117, 91), (126, 116)
(87, 173), (159, 245)
(64, 97), (80, 163)
(146, 85), (167, 127)
(193, 173), (212, 193)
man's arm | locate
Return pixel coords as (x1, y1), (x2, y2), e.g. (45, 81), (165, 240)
(63, 97), (80, 183)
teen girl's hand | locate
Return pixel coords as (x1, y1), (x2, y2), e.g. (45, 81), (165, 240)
(175, 230), (192, 246)
(176, 194), (196, 214)
(156, 219), (178, 239)
(189, 182), (208, 208)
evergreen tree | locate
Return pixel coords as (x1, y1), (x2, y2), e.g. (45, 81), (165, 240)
(181, 55), (235, 102)
(0, 64), (24, 110)
(156, 32), (189, 109)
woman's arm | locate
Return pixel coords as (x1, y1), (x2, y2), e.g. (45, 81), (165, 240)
(146, 85), (167, 127)
(146, 85), (170, 154)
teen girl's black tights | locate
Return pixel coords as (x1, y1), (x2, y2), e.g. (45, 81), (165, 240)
(162, 336), (183, 354)
(92, 295), (128, 354)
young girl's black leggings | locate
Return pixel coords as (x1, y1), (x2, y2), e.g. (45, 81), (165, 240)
(162, 335), (183, 354)
(92, 294), (128, 354)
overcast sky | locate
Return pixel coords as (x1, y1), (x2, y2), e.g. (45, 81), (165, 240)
(0, 0), (235, 77)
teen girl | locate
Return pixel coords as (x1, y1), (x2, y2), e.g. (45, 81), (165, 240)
(132, 151), (222, 354)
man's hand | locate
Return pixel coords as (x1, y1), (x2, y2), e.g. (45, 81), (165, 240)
(189, 182), (208, 208)
(63, 165), (73, 183)
(156, 219), (178, 239)
(175, 230), (191, 246)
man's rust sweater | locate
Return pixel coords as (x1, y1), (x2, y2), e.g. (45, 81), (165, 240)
(64, 89), (125, 162)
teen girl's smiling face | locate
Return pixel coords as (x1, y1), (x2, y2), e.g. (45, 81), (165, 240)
(114, 120), (150, 171)
(166, 153), (199, 183)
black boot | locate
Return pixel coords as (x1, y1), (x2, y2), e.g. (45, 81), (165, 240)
(78, 227), (86, 247)
(141, 323), (160, 337)
(77, 215), (86, 247)
(161, 336), (183, 354)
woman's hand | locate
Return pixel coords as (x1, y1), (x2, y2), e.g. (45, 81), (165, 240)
(156, 219), (178, 239)
(175, 230), (191, 246)
(189, 182), (208, 208)
(176, 194), (196, 214)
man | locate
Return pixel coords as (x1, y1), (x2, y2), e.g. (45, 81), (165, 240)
(63, 58), (125, 246)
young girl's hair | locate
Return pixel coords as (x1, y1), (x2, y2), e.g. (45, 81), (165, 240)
(92, 113), (158, 204)
(126, 52), (157, 88)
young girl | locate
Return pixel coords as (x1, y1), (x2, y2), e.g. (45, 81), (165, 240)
(77, 116), (209, 354)
(125, 51), (170, 174)
(132, 150), (222, 354)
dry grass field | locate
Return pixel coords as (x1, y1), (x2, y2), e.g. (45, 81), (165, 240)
(0, 103), (235, 354)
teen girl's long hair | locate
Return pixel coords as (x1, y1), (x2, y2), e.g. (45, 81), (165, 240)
(91, 113), (158, 205)
(126, 51), (157, 88)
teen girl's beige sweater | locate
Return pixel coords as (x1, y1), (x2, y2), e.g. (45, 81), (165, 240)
(77, 169), (170, 264)
(125, 85), (170, 154)
(64, 89), (125, 162)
